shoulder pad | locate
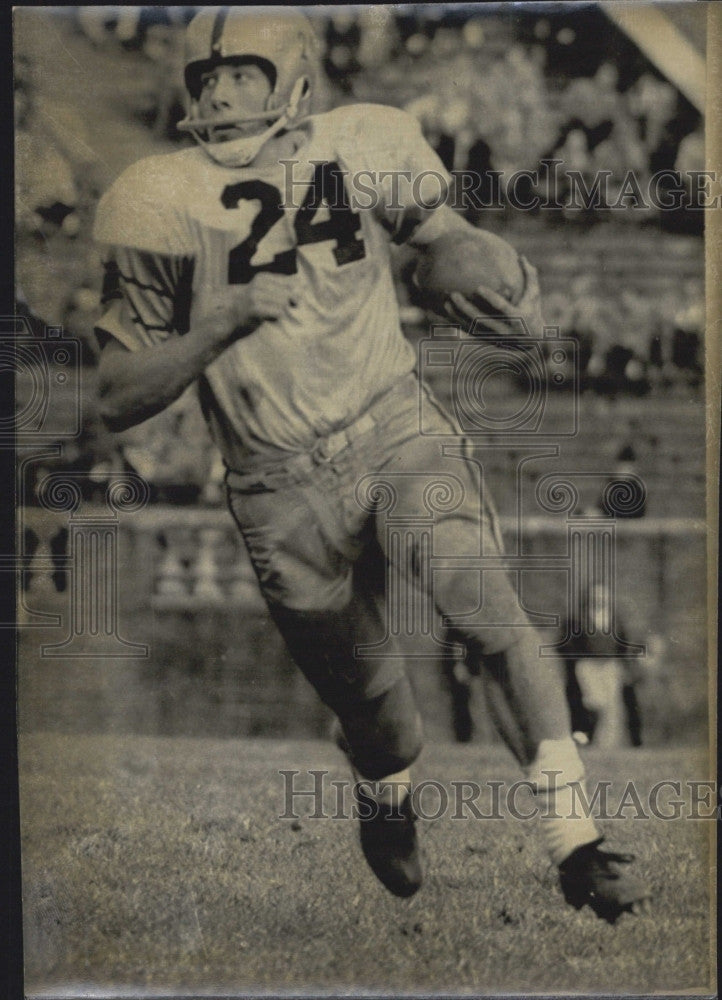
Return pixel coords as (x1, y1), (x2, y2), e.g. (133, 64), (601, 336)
(320, 103), (422, 150)
(94, 151), (196, 256)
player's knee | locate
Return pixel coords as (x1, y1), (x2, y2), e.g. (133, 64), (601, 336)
(381, 708), (423, 774)
(340, 677), (423, 780)
(354, 725), (422, 780)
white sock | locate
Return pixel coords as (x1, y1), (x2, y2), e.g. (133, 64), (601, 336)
(526, 738), (600, 866)
(354, 767), (411, 809)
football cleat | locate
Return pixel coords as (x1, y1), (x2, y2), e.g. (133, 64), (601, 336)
(558, 838), (652, 922)
(333, 721), (423, 898)
(354, 784), (423, 898)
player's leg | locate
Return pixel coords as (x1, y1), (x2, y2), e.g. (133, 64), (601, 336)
(334, 672), (424, 898)
(266, 576), (426, 899)
(336, 672), (423, 783)
(373, 413), (651, 917)
(435, 535), (651, 918)
(372, 409), (574, 762)
(227, 470), (424, 896)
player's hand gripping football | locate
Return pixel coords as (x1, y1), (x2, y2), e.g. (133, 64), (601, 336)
(445, 255), (544, 341)
(192, 273), (299, 348)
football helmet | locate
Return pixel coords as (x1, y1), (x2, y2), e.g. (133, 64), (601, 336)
(177, 7), (319, 168)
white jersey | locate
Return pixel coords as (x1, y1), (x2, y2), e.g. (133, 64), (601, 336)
(94, 104), (450, 466)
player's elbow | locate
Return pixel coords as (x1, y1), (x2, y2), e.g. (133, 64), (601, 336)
(96, 365), (140, 433)
(96, 337), (140, 432)
(97, 382), (132, 433)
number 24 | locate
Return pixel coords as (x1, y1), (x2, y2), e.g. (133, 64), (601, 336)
(221, 160), (366, 285)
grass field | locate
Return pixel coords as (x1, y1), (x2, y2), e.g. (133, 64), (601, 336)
(19, 734), (713, 997)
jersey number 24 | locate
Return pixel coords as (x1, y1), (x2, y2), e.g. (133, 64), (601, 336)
(221, 160), (366, 285)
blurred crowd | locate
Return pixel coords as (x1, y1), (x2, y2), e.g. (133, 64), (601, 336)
(324, 8), (704, 224)
(541, 276), (704, 397)
(14, 5), (705, 502)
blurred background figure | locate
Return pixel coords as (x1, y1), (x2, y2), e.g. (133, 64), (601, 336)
(671, 278), (704, 388)
(561, 581), (658, 748)
(76, 7), (135, 47)
(440, 629), (477, 743)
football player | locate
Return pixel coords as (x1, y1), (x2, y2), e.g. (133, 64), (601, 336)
(94, 7), (651, 920)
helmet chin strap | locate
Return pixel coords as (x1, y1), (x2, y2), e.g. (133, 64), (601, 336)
(189, 77), (308, 169)
(193, 115), (289, 168)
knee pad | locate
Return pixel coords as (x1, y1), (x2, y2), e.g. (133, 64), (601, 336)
(339, 675), (423, 780)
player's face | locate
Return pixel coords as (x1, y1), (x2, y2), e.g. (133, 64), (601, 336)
(197, 62), (273, 142)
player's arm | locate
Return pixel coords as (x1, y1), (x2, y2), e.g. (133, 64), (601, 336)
(408, 204), (544, 339)
(97, 272), (297, 432)
(357, 102), (544, 338)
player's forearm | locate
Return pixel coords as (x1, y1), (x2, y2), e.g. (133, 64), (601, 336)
(97, 268), (295, 431)
(96, 327), (231, 432)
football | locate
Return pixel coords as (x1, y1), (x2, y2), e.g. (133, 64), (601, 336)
(414, 228), (525, 317)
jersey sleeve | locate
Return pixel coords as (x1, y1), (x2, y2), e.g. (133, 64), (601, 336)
(93, 157), (195, 351)
(95, 246), (195, 351)
(333, 104), (452, 245)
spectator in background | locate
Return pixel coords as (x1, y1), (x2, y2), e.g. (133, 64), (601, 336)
(577, 291), (650, 399)
(15, 48), (105, 340)
(675, 126), (704, 182)
(356, 7), (398, 71)
(561, 582), (645, 748)
(323, 11), (362, 93)
(616, 291), (653, 395)
(646, 288), (702, 394)
(15, 54), (87, 237)
(553, 129), (595, 218)
(591, 112), (649, 196)
(140, 10), (188, 138)
(496, 44), (558, 176)
(671, 278), (704, 388)
(405, 91), (472, 173)
(626, 71), (678, 161)
(552, 62), (622, 159)
(465, 42), (556, 185)
(569, 284), (618, 391)
(671, 126), (706, 233)
(76, 7), (139, 47)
